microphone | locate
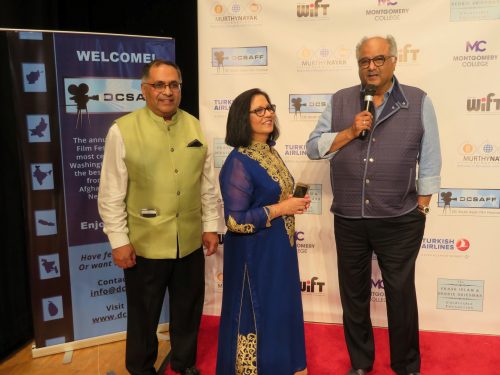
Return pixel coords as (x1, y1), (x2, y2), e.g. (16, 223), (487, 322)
(360, 84), (377, 140)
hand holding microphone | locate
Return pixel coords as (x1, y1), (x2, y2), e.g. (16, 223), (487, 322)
(359, 84), (377, 140)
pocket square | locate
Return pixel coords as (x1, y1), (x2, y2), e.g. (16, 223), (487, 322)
(187, 139), (203, 147)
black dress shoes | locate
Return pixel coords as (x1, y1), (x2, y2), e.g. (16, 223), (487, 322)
(180, 367), (201, 375)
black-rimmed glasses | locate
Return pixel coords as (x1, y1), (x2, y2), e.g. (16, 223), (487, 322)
(357, 55), (395, 69)
(143, 81), (182, 92)
(249, 104), (276, 117)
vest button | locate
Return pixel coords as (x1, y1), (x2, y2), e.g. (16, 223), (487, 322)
(365, 179), (370, 184)
(170, 147), (174, 152)
(363, 158), (367, 162)
(365, 199), (370, 204)
(176, 213), (179, 217)
(369, 157), (374, 162)
(177, 191), (180, 195)
(174, 169), (178, 173)
(372, 138), (376, 142)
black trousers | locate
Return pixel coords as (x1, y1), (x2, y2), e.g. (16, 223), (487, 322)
(334, 209), (425, 375)
(123, 248), (205, 375)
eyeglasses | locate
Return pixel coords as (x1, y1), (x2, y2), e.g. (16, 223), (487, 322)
(249, 104), (276, 117)
(357, 55), (395, 69)
(143, 81), (182, 92)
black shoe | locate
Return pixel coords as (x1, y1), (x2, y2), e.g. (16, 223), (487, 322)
(408, 373), (420, 375)
(181, 367), (201, 375)
(347, 369), (368, 375)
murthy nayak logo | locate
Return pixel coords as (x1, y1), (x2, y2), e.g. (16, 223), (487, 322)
(296, 0), (330, 19)
(466, 93), (500, 113)
(210, 1), (262, 25)
(457, 141), (500, 168)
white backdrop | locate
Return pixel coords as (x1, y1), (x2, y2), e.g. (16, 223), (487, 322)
(197, 0), (500, 335)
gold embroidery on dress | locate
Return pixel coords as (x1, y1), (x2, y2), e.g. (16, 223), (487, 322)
(239, 143), (296, 246)
(227, 215), (255, 233)
(236, 333), (257, 375)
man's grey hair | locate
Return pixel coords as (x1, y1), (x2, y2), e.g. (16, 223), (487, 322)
(355, 35), (398, 59)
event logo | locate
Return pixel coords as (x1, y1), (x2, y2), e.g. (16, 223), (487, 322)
(211, 98), (233, 112)
(296, 0), (331, 19)
(437, 278), (484, 312)
(289, 94), (331, 119)
(397, 43), (419, 64)
(456, 41), (499, 68)
(214, 271), (223, 292)
(283, 143), (308, 158)
(450, 0), (500, 22)
(63, 78), (145, 119)
(296, 46), (351, 72)
(365, 0), (409, 21)
(295, 231), (316, 254)
(209, 1), (262, 26)
(213, 138), (233, 168)
(212, 47), (268, 73)
(456, 238), (470, 251)
(421, 237), (471, 256)
(437, 188), (500, 216)
(301, 276), (326, 294)
(457, 141), (500, 168)
(466, 93), (500, 113)
(371, 278), (386, 303)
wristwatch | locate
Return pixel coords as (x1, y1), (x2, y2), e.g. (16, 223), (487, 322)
(418, 205), (430, 215)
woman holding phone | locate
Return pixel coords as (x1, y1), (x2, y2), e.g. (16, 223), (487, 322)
(216, 88), (310, 374)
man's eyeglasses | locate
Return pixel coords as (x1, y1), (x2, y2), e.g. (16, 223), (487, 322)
(143, 81), (182, 92)
(357, 55), (395, 69)
(249, 104), (276, 117)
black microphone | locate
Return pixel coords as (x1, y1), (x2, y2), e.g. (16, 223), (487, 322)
(360, 84), (377, 140)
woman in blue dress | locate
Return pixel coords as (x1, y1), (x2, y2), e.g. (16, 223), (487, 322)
(216, 88), (310, 375)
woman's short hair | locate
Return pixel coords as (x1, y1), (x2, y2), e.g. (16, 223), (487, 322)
(225, 88), (280, 148)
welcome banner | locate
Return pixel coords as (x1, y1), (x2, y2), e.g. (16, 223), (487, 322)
(5, 29), (175, 354)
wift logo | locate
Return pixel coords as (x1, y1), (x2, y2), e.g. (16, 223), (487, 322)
(301, 277), (326, 293)
(466, 93), (500, 112)
(398, 44), (419, 63)
(296, 0), (330, 17)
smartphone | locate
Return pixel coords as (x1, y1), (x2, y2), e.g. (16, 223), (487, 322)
(293, 183), (309, 198)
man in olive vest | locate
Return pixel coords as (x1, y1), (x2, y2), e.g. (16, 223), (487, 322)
(306, 35), (441, 375)
(98, 59), (219, 375)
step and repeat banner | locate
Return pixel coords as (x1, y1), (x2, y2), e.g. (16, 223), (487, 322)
(198, 1), (500, 335)
(4, 29), (175, 353)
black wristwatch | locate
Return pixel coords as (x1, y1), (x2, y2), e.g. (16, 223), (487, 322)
(418, 205), (430, 215)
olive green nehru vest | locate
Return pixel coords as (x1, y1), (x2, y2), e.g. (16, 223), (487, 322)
(116, 107), (207, 259)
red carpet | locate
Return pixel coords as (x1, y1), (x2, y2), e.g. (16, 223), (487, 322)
(164, 315), (500, 374)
